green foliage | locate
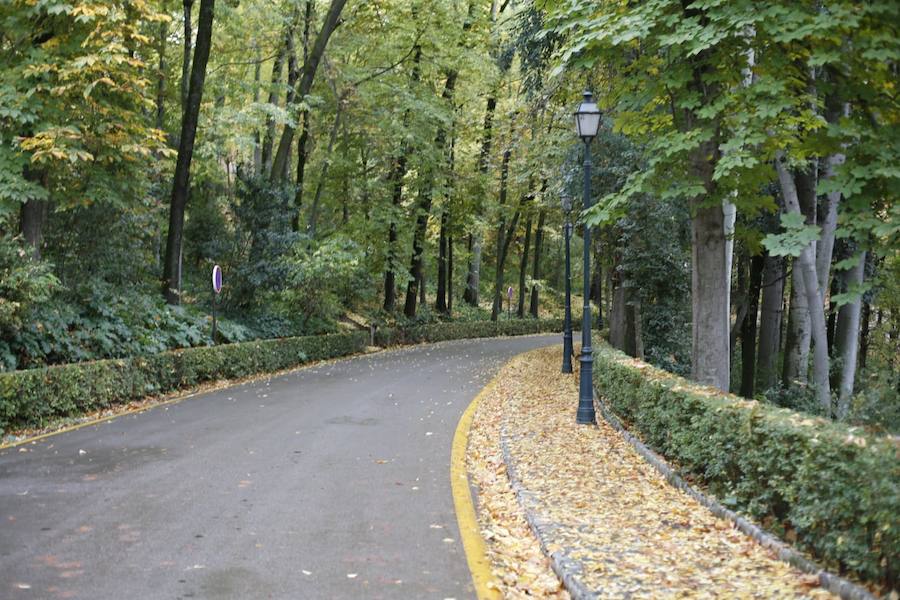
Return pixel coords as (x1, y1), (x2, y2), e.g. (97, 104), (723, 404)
(374, 317), (563, 346)
(762, 213), (822, 258)
(0, 235), (58, 368)
(594, 344), (899, 586)
(277, 235), (373, 333)
(0, 0), (171, 212)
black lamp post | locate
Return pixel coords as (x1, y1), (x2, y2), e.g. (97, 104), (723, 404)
(574, 91), (601, 425)
(561, 191), (574, 374)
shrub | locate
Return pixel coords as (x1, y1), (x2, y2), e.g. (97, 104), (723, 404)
(593, 343), (899, 587)
(374, 318), (563, 346)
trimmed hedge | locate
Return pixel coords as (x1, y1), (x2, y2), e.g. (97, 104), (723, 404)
(0, 332), (368, 432)
(0, 318), (563, 433)
(374, 318), (564, 346)
(593, 343), (899, 587)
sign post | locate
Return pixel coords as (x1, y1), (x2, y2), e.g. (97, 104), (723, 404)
(211, 265), (223, 344)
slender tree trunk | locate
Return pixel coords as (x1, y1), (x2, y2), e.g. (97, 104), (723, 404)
(382, 153), (406, 313)
(162, 0), (215, 305)
(402, 68), (457, 318)
(817, 153), (843, 292)
(290, 0), (314, 212)
(835, 251), (866, 418)
(783, 164), (818, 384)
(307, 103), (341, 239)
(261, 37), (287, 174)
(20, 198), (47, 261)
(516, 217), (532, 318)
(783, 266), (810, 384)
(436, 209), (449, 314)
(270, 0), (347, 180)
(529, 208), (545, 318)
(156, 20), (168, 132)
(740, 254), (764, 398)
(251, 43), (262, 174)
(756, 254), (784, 391)
(463, 96), (498, 307)
(448, 233), (454, 315)
(382, 45), (421, 312)
(776, 156), (831, 414)
(403, 188), (435, 318)
(859, 296), (871, 372)
(180, 0), (193, 119)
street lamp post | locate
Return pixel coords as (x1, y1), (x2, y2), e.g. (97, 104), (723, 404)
(574, 91), (601, 425)
(561, 192), (574, 374)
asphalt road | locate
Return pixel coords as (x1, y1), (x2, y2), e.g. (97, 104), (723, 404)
(1, 334), (557, 600)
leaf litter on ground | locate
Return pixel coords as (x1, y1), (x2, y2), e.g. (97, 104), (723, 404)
(467, 346), (835, 599)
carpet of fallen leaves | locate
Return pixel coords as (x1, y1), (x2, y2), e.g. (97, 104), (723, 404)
(468, 346), (835, 599)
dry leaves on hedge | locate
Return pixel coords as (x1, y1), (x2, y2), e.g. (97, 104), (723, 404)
(468, 346), (835, 599)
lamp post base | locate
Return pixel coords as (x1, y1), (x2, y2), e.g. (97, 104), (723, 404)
(576, 346), (595, 424)
(562, 330), (574, 373)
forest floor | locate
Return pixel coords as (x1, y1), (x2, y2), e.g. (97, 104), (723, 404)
(466, 346), (835, 599)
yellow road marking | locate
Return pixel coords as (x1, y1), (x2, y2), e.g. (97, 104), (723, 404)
(451, 376), (503, 600)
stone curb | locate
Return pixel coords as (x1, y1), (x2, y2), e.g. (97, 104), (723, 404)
(497, 388), (877, 600)
(499, 425), (599, 600)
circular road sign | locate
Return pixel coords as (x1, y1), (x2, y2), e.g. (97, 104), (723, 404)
(212, 265), (223, 294)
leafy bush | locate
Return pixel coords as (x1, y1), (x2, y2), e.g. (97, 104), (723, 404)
(276, 235), (373, 333)
(593, 343), (899, 587)
(0, 235), (58, 369)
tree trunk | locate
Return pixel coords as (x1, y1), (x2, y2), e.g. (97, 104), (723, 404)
(776, 156), (831, 414)
(382, 153), (406, 313)
(156, 19), (168, 132)
(162, 0), (215, 305)
(835, 251), (866, 418)
(740, 254), (764, 398)
(436, 210), (449, 314)
(817, 153), (843, 293)
(859, 296), (871, 372)
(307, 102), (341, 239)
(690, 198), (731, 391)
(448, 233), (454, 315)
(782, 265), (811, 384)
(756, 253), (784, 391)
(20, 198), (47, 261)
(382, 45), (421, 312)
(251, 43), (262, 174)
(180, 0), (193, 119)
(516, 217), (532, 318)
(270, 0), (347, 180)
(261, 36), (287, 174)
(290, 0), (314, 210)
(463, 96), (498, 307)
(529, 208), (545, 318)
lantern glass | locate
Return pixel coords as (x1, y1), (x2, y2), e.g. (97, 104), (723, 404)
(560, 194), (572, 213)
(573, 91), (601, 141)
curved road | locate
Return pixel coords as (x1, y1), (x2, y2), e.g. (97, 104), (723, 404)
(1, 334), (556, 600)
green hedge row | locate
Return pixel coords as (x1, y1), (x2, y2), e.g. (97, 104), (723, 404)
(0, 318), (563, 434)
(0, 332), (367, 432)
(374, 318), (564, 346)
(593, 344), (899, 587)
